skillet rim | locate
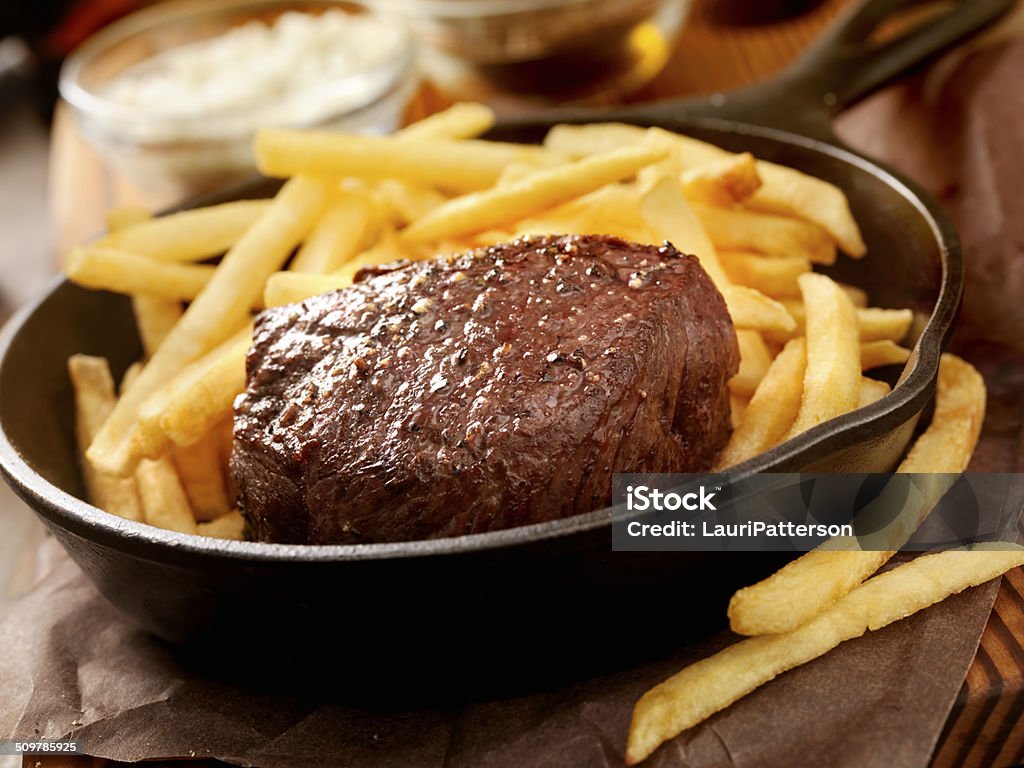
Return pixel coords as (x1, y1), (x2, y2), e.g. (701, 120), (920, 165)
(0, 116), (962, 565)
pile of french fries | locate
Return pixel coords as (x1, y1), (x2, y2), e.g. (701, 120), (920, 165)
(67, 102), (914, 518)
(63, 102), (1016, 761)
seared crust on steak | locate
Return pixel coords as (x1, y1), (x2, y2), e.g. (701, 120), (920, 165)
(231, 234), (738, 544)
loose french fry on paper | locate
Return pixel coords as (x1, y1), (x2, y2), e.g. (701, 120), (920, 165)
(627, 544), (1024, 764)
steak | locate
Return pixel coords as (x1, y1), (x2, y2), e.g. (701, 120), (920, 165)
(231, 234), (738, 544)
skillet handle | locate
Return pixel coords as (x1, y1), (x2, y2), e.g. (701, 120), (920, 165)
(788, 0), (1013, 110)
(612, 0), (1013, 140)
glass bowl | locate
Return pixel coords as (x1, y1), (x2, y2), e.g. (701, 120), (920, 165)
(372, 0), (690, 106)
(60, 0), (416, 197)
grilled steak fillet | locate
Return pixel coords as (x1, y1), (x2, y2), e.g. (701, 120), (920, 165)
(232, 234), (738, 544)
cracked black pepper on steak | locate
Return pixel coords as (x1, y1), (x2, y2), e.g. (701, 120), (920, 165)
(231, 234), (739, 544)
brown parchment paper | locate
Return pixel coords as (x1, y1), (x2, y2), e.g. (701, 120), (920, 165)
(0, 539), (1004, 768)
(3, 35), (1024, 768)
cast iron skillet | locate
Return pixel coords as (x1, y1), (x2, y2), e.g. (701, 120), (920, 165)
(0, 0), (1010, 674)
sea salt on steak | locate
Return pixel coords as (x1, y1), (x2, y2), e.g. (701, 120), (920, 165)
(231, 234), (738, 544)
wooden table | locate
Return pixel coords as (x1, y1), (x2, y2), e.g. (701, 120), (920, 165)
(39, 0), (1024, 765)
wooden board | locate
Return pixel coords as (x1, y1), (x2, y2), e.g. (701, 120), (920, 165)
(38, 0), (1023, 766)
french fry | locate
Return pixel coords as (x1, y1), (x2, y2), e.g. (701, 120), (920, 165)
(67, 246), (215, 302)
(467, 229), (515, 247)
(726, 355), (986, 637)
(716, 338), (806, 468)
(289, 190), (374, 274)
(769, 302), (914, 344)
(840, 283), (869, 308)
(728, 330), (773, 399)
(135, 454), (197, 534)
(214, 417), (236, 501)
(786, 273), (860, 436)
(126, 355), (197, 534)
(498, 162), (547, 187)
(722, 286), (797, 333)
(256, 131), (552, 193)
(97, 200), (271, 261)
(545, 123), (866, 257)
(87, 175), (331, 475)
(516, 184), (651, 243)
(132, 296), (183, 358)
(857, 376), (891, 407)
(138, 327), (252, 449)
(264, 272), (351, 308)
(173, 432), (232, 522)
(639, 176), (728, 287)
(719, 250), (810, 297)
(400, 144), (669, 243)
(729, 475), (958, 639)
(543, 122), (647, 158)
(396, 102), (495, 141)
(646, 127), (866, 257)
(693, 203), (837, 266)
(681, 152), (762, 206)
(197, 509), (246, 540)
(860, 340), (911, 370)
(105, 209), (184, 360)
(337, 227), (405, 273)
(746, 165), (867, 258)
(105, 205), (150, 232)
(857, 307), (915, 343)
(373, 180), (446, 228)
(67, 355), (144, 521)
(121, 360), (143, 392)
(899, 354), (986, 473)
(266, 228), (406, 307)
(730, 394), (748, 430)
(627, 544), (1024, 764)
